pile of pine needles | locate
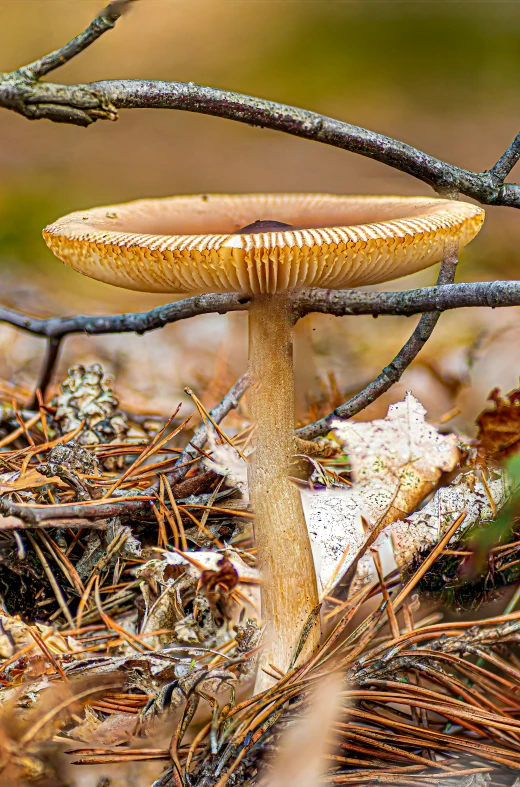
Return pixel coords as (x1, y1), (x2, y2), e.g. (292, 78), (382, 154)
(1, 366), (520, 787)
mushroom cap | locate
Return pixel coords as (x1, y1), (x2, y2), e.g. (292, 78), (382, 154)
(43, 194), (484, 295)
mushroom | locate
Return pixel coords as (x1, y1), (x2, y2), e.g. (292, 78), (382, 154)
(43, 194), (484, 692)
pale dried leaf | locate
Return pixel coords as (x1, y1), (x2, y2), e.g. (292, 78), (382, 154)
(332, 391), (459, 527)
(304, 394), (459, 593)
(162, 548), (259, 583)
(0, 469), (58, 493)
(391, 467), (511, 567)
(204, 394), (461, 594)
(68, 709), (137, 745)
(301, 488), (366, 590)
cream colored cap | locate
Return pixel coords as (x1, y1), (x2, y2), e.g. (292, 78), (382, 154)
(43, 194), (484, 295)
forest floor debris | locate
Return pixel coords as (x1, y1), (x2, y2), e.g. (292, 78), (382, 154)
(1, 365), (520, 786)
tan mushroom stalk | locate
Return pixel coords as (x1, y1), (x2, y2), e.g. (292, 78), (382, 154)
(43, 194), (484, 693)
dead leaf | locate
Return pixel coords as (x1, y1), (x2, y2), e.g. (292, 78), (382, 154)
(476, 385), (520, 458)
(332, 391), (459, 527)
(0, 613), (81, 660)
(294, 437), (340, 458)
(390, 467), (511, 568)
(302, 393), (460, 594)
(301, 487), (366, 592)
(0, 468), (59, 493)
(200, 555), (239, 626)
(137, 550), (260, 651)
(207, 394), (459, 594)
(162, 548), (259, 585)
(68, 707), (138, 745)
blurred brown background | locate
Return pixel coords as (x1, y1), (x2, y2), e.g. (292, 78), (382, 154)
(0, 0), (519, 431)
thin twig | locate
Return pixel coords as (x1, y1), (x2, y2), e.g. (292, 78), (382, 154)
(20, 1), (136, 80)
(30, 336), (62, 406)
(0, 293), (247, 341)
(2, 277), (520, 445)
(292, 279), (520, 318)
(489, 133), (520, 185)
(165, 373), (250, 487)
(93, 79), (520, 207)
(297, 241), (459, 439)
(4, 279), (520, 414)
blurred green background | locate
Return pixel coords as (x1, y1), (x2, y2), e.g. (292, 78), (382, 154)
(0, 0), (519, 429)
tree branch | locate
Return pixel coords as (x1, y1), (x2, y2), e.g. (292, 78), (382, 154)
(489, 133), (520, 186)
(0, 292), (248, 340)
(298, 313), (442, 439)
(93, 79), (520, 208)
(3, 282), (520, 348)
(0, 495), (147, 525)
(293, 280), (520, 318)
(0, 3), (517, 203)
(0, 292), (247, 400)
(7, 281), (520, 402)
(296, 243), (459, 440)
(3, 279), (520, 405)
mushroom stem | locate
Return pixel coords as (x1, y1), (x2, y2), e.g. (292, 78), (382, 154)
(248, 293), (321, 693)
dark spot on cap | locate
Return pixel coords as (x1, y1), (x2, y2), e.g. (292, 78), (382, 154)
(234, 219), (294, 234)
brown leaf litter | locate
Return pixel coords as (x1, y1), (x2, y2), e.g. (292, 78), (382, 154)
(1, 367), (520, 785)
(477, 383), (520, 459)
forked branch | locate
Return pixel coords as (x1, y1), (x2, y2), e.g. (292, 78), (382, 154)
(0, 3), (518, 205)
